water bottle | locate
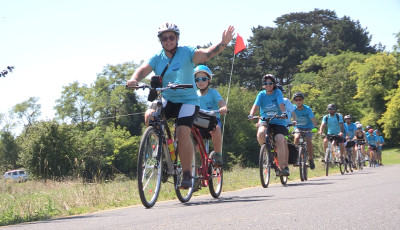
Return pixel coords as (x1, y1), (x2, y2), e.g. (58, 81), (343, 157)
(167, 138), (176, 161)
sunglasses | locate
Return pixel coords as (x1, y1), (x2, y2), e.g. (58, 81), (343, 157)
(195, 77), (209, 82)
(263, 82), (274, 86)
(327, 108), (336, 110)
(161, 35), (176, 42)
(294, 98), (303, 102)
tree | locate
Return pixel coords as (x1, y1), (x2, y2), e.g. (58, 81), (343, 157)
(348, 52), (399, 127)
(293, 51), (368, 121)
(90, 62), (145, 136)
(0, 131), (19, 171)
(12, 97), (41, 130)
(245, 9), (376, 87)
(55, 81), (92, 129)
(378, 80), (400, 142)
(18, 121), (80, 179)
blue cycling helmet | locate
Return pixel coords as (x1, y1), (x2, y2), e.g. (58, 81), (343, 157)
(194, 65), (213, 80)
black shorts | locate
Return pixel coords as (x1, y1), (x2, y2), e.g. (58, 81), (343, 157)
(269, 124), (288, 136)
(163, 101), (199, 128)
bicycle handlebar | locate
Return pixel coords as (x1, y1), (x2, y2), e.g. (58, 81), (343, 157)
(126, 83), (193, 90)
(247, 114), (285, 121)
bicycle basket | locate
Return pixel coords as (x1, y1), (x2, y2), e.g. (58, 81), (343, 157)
(193, 111), (217, 132)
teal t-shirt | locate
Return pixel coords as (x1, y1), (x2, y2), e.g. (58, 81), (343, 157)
(322, 113), (344, 135)
(197, 88), (223, 118)
(294, 104), (315, 129)
(344, 122), (357, 139)
(148, 46), (199, 105)
(254, 89), (285, 126)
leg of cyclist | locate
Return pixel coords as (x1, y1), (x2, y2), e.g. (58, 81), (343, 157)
(210, 123), (223, 166)
(339, 141), (345, 163)
(323, 137), (329, 161)
(257, 124), (267, 146)
(273, 124), (289, 176)
(166, 103), (199, 189)
(306, 135), (315, 169)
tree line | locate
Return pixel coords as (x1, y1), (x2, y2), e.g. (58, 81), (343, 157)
(1, 9), (399, 180)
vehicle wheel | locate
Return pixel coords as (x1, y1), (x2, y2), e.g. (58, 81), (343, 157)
(325, 148), (331, 176)
(208, 152), (223, 198)
(259, 144), (271, 188)
(299, 146), (306, 182)
(137, 126), (163, 208)
(174, 135), (196, 203)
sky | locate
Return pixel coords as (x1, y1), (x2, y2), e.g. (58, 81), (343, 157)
(1, 0), (399, 129)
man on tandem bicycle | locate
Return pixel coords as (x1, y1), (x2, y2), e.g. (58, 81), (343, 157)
(127, 22), (234, 188)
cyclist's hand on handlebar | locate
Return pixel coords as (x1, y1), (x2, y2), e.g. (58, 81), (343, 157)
(126, 79), (139, 89)
(280, 113), (288, 119)
(247, 114), (254, 120)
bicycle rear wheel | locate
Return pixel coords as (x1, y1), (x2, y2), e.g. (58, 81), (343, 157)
(325, 148), (331, 176)
(137, 126), (163, 208)
(259, 144), (271, 188)
(208, 152), (223, 198)
(174, 136), (196, 203)
(299, 146), (307, 181)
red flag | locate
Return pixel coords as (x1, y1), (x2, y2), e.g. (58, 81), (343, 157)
(234, 34), (246, 54)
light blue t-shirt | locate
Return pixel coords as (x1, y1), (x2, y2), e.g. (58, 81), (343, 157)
(254, 89), (285, 126)
(366, 133), (379, 146)
(344, 122), (357, 139)
(148, 46), (199, 105)
(283, 98), (295, 126)
(322, 113), (344, 135)
(197, 88), (223, 118)
(294, 104), (315, 129)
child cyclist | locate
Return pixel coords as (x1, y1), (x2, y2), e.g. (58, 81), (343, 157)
(248, 74), (290, 176)
(194, 65), (228, 166)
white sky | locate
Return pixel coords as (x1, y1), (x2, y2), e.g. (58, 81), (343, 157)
(1, 0), (399, 125)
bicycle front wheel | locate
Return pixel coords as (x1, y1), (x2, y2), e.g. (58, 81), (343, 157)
(137, 126), (163, 208)
(208, 152), (223, 198)
(174, 135), (196, 203)
(325, 148), (331, 176)
(299, 146), (308, 181)
(259, 144), (271, 188)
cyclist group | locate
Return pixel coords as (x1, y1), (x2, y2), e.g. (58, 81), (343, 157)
(127, 22), (385, 191)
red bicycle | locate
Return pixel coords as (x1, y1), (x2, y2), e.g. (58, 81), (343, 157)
(192, 109), (223, 198)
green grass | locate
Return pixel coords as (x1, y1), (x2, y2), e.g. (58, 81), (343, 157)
(1, 148), (399, 226)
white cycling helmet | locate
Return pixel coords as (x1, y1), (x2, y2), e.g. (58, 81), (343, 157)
(356, 124), (363, 130)
(157, 22), (180, 37)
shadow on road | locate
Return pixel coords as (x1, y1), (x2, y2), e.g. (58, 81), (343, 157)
(182, 195), (272, 207)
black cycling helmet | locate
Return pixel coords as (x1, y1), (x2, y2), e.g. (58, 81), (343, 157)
(292, 92), (305, 100)
(262, 74), (276, 84)
(344, 115), (352, 120)
(276, 84), (285, 93)
(327, 104), (336, 110)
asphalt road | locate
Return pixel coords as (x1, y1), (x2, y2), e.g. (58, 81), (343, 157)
(3, 165), (400, 230)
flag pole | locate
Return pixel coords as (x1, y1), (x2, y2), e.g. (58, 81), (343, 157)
(221, 52), (236, 146)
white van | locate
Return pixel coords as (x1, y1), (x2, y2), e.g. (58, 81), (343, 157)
(3, 169), (29, 182)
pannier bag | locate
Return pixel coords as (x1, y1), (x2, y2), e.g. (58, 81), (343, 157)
(288, 143), (298, 164)
(193, 111), (217, 132)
